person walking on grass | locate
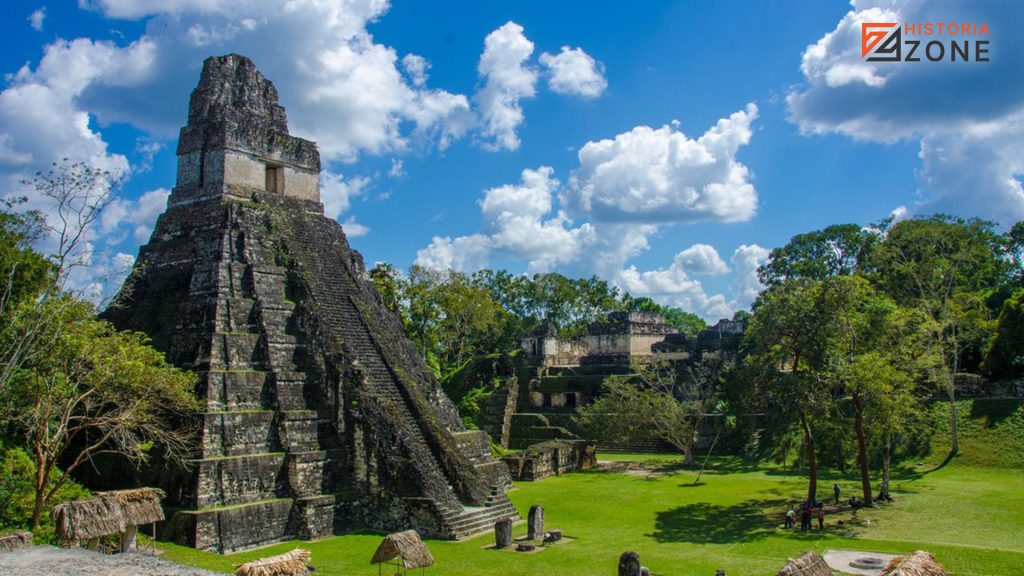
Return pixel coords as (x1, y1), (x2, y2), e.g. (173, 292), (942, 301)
(817, 506), (825, 529)
(833, 483), (840, 505)
(800, 505), (811, 532)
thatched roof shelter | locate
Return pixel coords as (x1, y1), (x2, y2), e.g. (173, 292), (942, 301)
(776, 551), (833, 576)
(51, 487), (165, 542)
(371, 530), (435, 575)
(0, 530), (32, 551)
(883, 551), (948, 576)
(234, 549), (312, 576)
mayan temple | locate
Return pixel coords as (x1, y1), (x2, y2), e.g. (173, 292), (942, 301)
(104, 54), (518, 553)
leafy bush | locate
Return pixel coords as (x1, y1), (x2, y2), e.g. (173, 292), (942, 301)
(984, 289), (1024, 379)
(457, 386), (493, 429)
(0, 444), (90, 542)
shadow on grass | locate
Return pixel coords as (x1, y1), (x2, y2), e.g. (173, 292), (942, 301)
(650, 498), (862, 544)
(969, 398), (1021, 424)
(649, 499), (787, 544)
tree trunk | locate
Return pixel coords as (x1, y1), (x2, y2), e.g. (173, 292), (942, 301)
(852, 392), (873, 507)
(30, 488), (46, 530)
(801, 410), (817, 503)
(682, 442), (694, 467)
(881, 431), (891, 497)
(948, 377), (959, 455)
(30, 455), (49, 530)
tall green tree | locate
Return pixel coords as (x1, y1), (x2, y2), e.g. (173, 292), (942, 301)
(823, 276), (916, 506)
(873, 216), (1004, 454)
(1, 299), (198, 529)
(433, 272), (510, 373)
(758, 223), (879, 286)
(401, 265), (445, 360)
(744, 279), (836, 502)
(2, 160), (119, 395)
(0, 210), (54, 394)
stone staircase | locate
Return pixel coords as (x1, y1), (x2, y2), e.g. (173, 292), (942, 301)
(475, 378), (519, 449)
(439, 485), (520, 540)
(276, 207), (518, 538)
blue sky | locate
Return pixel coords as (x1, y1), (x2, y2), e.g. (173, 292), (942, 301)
(1, 1), (1020, 319)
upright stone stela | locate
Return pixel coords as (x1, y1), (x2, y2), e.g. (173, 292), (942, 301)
(105, 54), (518, 553)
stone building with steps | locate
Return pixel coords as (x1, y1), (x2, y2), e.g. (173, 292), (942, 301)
(103, 54), (517, 553)
(506, 314), (747, 451)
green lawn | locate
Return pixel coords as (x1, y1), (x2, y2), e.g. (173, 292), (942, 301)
(158, 456), (1024, 576)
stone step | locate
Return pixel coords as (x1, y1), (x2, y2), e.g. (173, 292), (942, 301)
(192, 452), (287, 509)
(203, 370), (270, 411)
(217, 297), (258, 333)
(444, 504), (521, 539)
(200, 410), (279, 458)
(175, 498), (293, 553)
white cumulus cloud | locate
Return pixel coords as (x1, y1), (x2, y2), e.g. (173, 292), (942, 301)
(730, 244), (770, 310)
(321, 171), (370, 222)
(474, 21), (538, 151)
(55, 1), (474, 163)
(101, 187), (170, 243)
(415, 161), (766, 320)
(675, 243), (730, 275)
(415, 234), (492, 273)
(564, 103), (759, 223)
(0, 37), (155, 184)
(401, 53), (430, 87)
(417, 167), (595, 273)
(28, 8), (46, 31)
(539, 46), (607, 98)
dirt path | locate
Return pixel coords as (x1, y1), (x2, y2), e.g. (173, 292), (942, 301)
(0, 545), (223, 575)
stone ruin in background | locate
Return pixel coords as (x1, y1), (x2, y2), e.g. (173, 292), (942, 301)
(488, 312), (747, 451)
(104, 54), (519, 553)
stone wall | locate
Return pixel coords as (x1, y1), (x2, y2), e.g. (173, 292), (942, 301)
(502, 440), (596, 481)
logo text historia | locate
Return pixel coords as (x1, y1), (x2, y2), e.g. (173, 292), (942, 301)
(861, 21), (990, 62)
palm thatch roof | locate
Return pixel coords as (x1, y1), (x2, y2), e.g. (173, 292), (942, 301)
(883, 551), (948, 576)
(776, 551), (833, 576)
(370, 530), (435, 569)
(51, 487), (165, 542)
(234, 549), (312, 576)
(0, 530), (32, 551)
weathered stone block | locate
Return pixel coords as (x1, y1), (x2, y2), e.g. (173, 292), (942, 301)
(502, 440), (597, 481)
(287, 451), (329, 497)
(528, 505), (544, 540)
(278, 411), (319, 451)
(292, 495), (335, 539)
(195, 452), (286, 508)
(204, 370), (268, 411)
(495, 519), (513, 548)
(201, 411), (278, 457)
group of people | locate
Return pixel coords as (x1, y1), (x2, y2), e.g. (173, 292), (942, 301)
(783, 483), (843, 532)
(783, 483), (895, 530)
(784, 502), (825, 531)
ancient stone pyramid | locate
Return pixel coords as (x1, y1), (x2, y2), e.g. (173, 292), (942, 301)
(105, 54), (518, 553)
